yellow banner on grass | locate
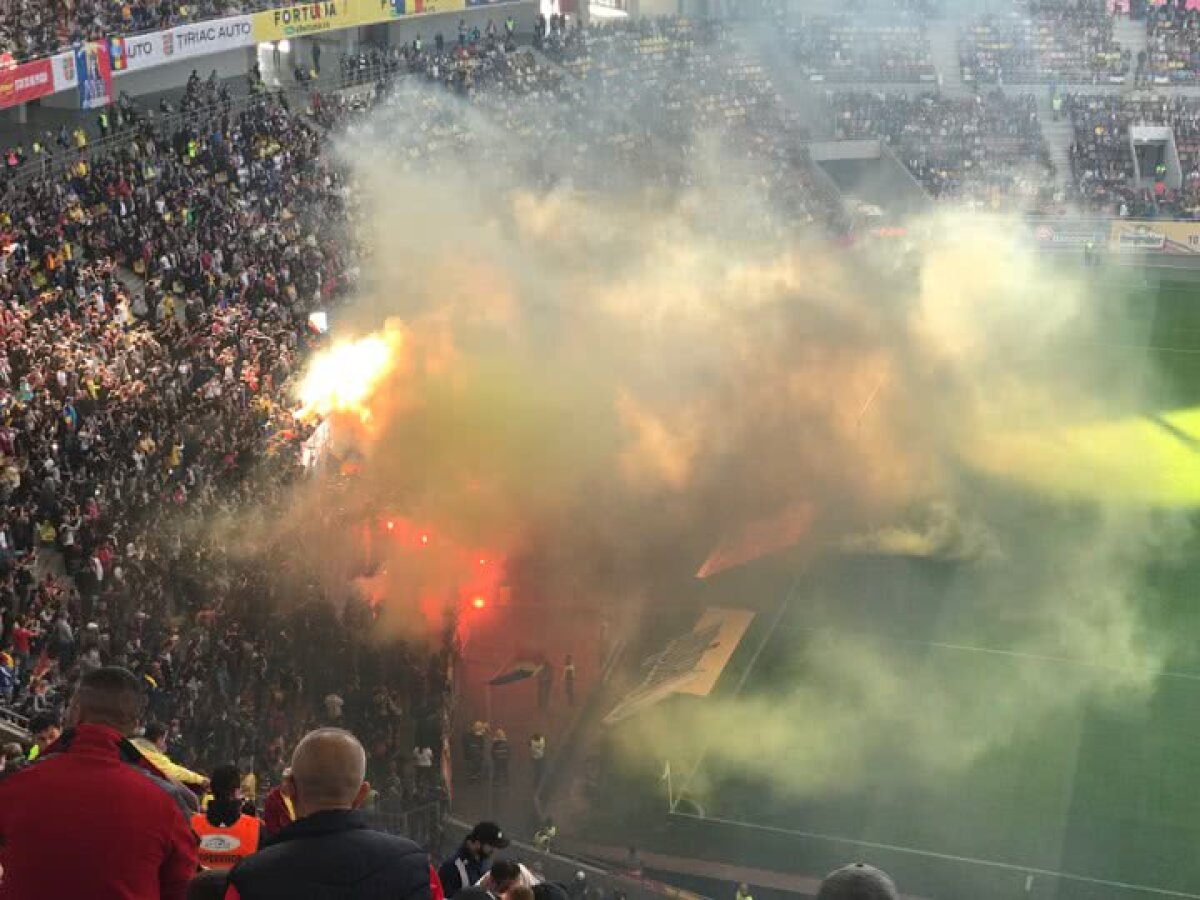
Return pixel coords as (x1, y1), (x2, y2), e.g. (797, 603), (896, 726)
(252, 1), (368, 41)
(1109, 220), (1200, 254)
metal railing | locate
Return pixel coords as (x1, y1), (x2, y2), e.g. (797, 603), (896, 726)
(0, 704), (29, 731)
(364, 800), (448, 851)
(0, 705), (31, 743)
(444, 815), (711, 900)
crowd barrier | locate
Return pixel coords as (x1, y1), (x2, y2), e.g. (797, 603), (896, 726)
(365, 800), (447, 850)
(442, 816), (711, 900)
(0, 705), (30, 743)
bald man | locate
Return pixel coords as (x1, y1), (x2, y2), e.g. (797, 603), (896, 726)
(225, 728), (432, 900)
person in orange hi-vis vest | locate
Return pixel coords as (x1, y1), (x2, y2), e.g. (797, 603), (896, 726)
(191, 764), (264, 870)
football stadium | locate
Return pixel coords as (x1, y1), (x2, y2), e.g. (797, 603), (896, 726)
(1, 1), (1200, 899)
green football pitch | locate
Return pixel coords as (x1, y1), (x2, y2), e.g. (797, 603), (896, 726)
(586, 264), (1200, 900)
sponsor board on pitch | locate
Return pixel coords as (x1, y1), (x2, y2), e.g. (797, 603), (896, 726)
(1109, 220), (1200, 254)
(1030, 221), (1108, 248)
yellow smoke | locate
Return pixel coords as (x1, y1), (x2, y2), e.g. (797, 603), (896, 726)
(963, 406), (1200, 507)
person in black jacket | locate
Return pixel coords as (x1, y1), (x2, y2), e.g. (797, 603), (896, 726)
(438, 821), (510, 898)
(225, 728), (431, 900)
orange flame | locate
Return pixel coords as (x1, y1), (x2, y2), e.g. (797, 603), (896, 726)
(294, 324), (405, 425)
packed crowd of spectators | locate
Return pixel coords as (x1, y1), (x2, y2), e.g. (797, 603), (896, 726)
(1143, 0), (1200, 84)
(783, 14), (936, 83)
(829, 90), (1056, 209)
(0, 67), (453, 820)
(1067, 91), (1200, 215)
(333, 16), (842, 228)
(0, 0), (288, 62)
(960, 0), (1129, 84)
(549, 16), (842, 227)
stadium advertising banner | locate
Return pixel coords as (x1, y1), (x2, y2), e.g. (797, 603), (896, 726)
(109, 16), (253, 74)
(1029, 220), (1109, 249)
(51, 51), (77, 93)
(253, 1), (367, 41)
(76, 41), (115, 110)
(0, 58), (54, 110)
(1109, 220), (1200, 254)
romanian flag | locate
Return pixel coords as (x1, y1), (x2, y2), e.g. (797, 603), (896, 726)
(108, 37), (128, 71)
(394, 0), (462, 12)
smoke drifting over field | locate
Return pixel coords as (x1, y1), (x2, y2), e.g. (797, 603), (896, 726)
(278, 76), (1188, 798)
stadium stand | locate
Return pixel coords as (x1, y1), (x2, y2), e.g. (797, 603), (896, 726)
(549, 18), (842, 226)
(1067, 92), (1200, 215)
(782, 14), (937, 83)
(960, 0), (1129, 85)
(1144, 1), (1200, 84)
(828, 90), (1056, 208)
(0, 70), (452, 824)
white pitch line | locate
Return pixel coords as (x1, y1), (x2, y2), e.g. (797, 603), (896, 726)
(669, 812), (1200, 900)
(915, 638), (1200, 683)
(855, 375), (886, 427)
(778, 625), (1200, 683)
(674, 588), (795, 811)
(1076, 340), (1200, 355)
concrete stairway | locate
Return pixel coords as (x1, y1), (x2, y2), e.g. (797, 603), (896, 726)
(1113, 14), (1147, 75)
(927, 17), (966, 96)
(1039, 96), (1075, 190)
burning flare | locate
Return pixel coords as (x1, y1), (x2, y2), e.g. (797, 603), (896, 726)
(294, 325), (405, 424)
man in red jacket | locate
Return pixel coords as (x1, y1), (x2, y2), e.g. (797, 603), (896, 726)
(0, 666), (199, 900)
(261, 769), (295, 836)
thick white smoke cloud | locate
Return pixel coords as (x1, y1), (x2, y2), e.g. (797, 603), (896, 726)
(265, 70), (1190, 798)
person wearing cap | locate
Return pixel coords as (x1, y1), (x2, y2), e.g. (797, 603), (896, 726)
(816, 863), (899, 900)
(438, 822), (510, 898)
